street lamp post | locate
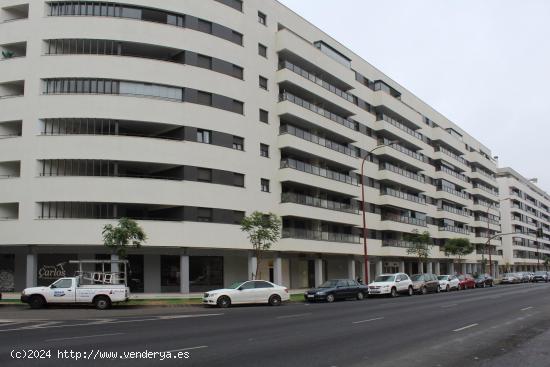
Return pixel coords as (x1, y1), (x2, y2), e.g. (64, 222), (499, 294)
(360, 141), (398, 284)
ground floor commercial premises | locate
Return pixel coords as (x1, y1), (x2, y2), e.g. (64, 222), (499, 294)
(1, 244), (497, 293)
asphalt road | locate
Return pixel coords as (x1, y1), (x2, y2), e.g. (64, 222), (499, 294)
(1, 283), (550, 367)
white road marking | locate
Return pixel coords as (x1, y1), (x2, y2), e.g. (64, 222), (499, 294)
(441, 304), (458, 308)
(20, 321), (61, 329)
(0, 313), (223, 332)
(453, 323), (478, 332)
(165, 345), (208, 353)
(521, 306), (533, 311)
(158, 314), (222, 320)
(352, 317), (384, 324)
(45, 332), (124, 342)
(276, 313), (311, 319)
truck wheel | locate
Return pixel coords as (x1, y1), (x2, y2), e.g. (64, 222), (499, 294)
(29, 295), (46, 309)
(94, 296), (111, 310)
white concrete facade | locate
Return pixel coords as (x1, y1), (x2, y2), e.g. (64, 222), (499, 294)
(497, 167), (550, 272)
(0, 0), (502, 292)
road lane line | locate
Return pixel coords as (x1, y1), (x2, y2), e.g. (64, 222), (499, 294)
(352, 317), (384, 324)
(165, 346), (208, 353)
(0, 313), (224, 332)
(441, 304), (457, 308)
(20, 321), (61, 329)
(276, 313), (311, 319)
(453, 323), (478, 332)
(45, 332), (125, 342)
(521, 306), (533, 311)
(158, 314), (223, 320)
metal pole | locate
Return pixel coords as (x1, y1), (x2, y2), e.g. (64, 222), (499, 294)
(487, 204), (491, 276)
(361, 157), (369, 284)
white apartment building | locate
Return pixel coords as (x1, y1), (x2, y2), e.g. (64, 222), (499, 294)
(0, 0), (501, 293)
(497, 167), (550, 272)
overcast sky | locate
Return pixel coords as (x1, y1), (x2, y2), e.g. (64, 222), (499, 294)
(278, 0), (550, 193)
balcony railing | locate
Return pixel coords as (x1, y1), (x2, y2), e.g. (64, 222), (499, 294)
(381, 187), (426, 204)
(475, 216), (500, 225)
(278, 60), (355, 103)
(473, 184), (499, 197)
(439, 205), (470, 217)
(437, 186), (469, 200)
(438, 226), (470, 235)
(279, 124), (358, 158)
(280, 158), (358, 186)
(282, 228), (360, 244)
(435, 146), (467, 165)
(377, 114), (423, 141)
(279, 92), (357, 131)
(382, 239), (415, 248)
(381, 213), (427, 227)
(472, 168), (495, 180)
(381, 139), (427, 163)
(437, 166), (468, 182)
(380, 162), (424, 183)
(281, 192), (359, 214)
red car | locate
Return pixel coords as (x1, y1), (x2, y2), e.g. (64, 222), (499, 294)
(457, 274), (475, 290)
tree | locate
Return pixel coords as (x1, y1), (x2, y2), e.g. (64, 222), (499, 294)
(102, 218), (147, 258)
(443, 238), (474, 268)
(240, 211), (281, 280)
(544, 256), (550, 271)
(405, 230), (433, 272)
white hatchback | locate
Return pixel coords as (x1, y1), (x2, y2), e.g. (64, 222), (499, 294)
(437, 275), (459, 292)
(368, 273), (413, 297)
(203, 280), (289, 308)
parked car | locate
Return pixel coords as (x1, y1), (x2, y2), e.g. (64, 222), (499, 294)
(457, 274), (476, 290)
(203, 280), (289, 308)
(474, 274), (494, 288)
(533, 271), (549, 282)
(304, 279), (368, 303)
(411, 273), (440, 294)
(501, 273), (521, 284)
(437, 275), (460, 292)
(368, 273), (413, 297)
(516, 272), (531, 283)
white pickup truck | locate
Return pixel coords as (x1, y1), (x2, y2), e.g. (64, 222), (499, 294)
(21, 277), (129, 310)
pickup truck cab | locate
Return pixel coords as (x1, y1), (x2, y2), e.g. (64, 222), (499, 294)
(21, 277), (129, 310)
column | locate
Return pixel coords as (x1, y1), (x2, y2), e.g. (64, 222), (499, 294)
(180, 253), (189, 294)
(25, 252), (37, 288)
(427, 262), (433, 274)
(247, 252), (257, 280)
(273, 254), (283, 285)
(361, 260), (367, 283)
(449, 262), (455, 275)
(407, 262), (413, 275)
(143, 254), (161, 293)
(461, 263), (467, 274)
(347, 257), (356, 280)
(111, 254), (119, 274)
(434, 262), (441, 275)
(314, 258), (323, 287)
(399, 261), (405, 273)
(375, 259), (383, 276)
(418, 261), (424, 274)
(14, 252), (26, 291)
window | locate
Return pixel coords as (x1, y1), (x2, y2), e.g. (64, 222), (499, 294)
(258, 43), (267, 57)
(261, 178), (270, 192)
(233, 211), (245, 224)
(258, 11), (266, 25)
(232, 136), (244, 151)
(197, 129), (211, 144)
(260, 144), (269, 158)
(240, 281), (255, 290)
(232, 100), (244, 114)
(232, 65), (244, 79)
(197, 207), (213, 222)
(233, 173), (245, 187)
(197, 54), (212, 69)
(259, 109), (268, 123)
(198, 19), (212, 33)
(53, 278), (73, 288)
(254, 281), (274, 288)
(197, 91), (212, 106)
(197, 168), (212, 183)
(259, 76), (268, 90)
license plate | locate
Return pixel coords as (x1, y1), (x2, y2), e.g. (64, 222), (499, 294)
(370, 290), (380, 293)
(307, 295), (314, 298)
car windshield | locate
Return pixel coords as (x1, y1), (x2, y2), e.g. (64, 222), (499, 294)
(374, 275), (395, 282)
(458, 275), (465, 280)
(410, 274), (422, 281)
(535, 271), (547, 275)
(503, 273), (514, 277)
(437, 276), (448, 280)
(228, 281), (246, 289)
(319, 280), (340, 288)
